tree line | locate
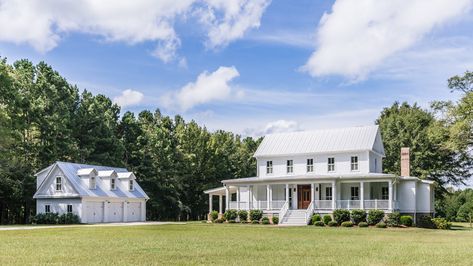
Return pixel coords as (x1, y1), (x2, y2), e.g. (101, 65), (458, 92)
(0, 58), (472, 224)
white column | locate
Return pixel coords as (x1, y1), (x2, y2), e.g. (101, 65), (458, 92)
(332, 180), (336, 210)
(140, 201), (146, 221)
(269, 185), (273, 210)
(388, 180), (393, 211)
(266, 185), (270, 210)
(225, 186), (229, 210)
(209, 194), (213, 213)
(236, 186), (240, 210)
(285, 184), (289, 202)
(103, 201), (108, 223)
(218, 195), (223, 214)
(123, 201), (128, 222)
(311, 183), (315, 205)
(360, 181), (364, 210)
(248, 185), (252, 210)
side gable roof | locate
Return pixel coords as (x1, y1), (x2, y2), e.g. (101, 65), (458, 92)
(253, 125), (385, 157)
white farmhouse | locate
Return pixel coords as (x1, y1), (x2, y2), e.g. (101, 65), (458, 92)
(205, 125), (435, 225)
(34, 162), (149, 223)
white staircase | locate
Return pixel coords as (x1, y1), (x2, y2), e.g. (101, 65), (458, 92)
(279, 210), (308, 226)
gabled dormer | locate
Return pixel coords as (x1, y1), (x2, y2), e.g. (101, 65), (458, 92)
(77, 168), (98, 190)
(98, 170), (118, 191)
(117, 172), (136, 191)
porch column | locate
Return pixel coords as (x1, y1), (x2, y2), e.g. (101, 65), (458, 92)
(311, 183), (315, 205)
(285, 184), (289, 202)
(388, 180), (393, 211)
(218, 195), (223, 214)
(331, 180), (336, 210)
(266, 185), (270, 210)
(209, 194), (213, 213)
(236, 186), (240, 210)
(360, 181), (364, 210)
(248, 185), (252, 210)
(225, 186), (229, 210)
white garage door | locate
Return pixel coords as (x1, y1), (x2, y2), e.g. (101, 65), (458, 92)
(108, 202), (123, 222)
(127, 202), (141, 222)
(85, 202), (104, 223)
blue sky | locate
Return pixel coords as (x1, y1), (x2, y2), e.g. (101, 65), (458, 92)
(1, 0), (473, 136)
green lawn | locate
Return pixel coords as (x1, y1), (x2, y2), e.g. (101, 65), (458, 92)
(0, 223), (472, 265)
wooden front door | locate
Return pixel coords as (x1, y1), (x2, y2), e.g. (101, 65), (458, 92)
(298, 185), (311, 209)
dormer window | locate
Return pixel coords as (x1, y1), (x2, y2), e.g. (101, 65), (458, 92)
(129, 180), (134, 191)
(89, 176), (96, 189)
(287, 160), (293, 173)
(111, 178), (116, 190)
(55, 177), (62, 191)
(328, 157), (335, 172)
(266, 161), (273, 174)
(307, 158), (314, 173)
(351, 156), (359, 171)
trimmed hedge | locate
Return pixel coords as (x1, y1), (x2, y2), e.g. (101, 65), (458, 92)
(341, 221), (354, 227)
(224, 209), (238, 221)
(400, 215), (413, 227)
(358, 222), (368, 227)
(249, 210), (263, 222)
(314, 221), (325, 226)
(432, 218), (451, 230)
(210, 210), (218, 221)
(386, 212), (400, 227)
(328, 221), (338, 227)
(333, 209), (350, 225)
(238, 210), (248, 222)
(367, 210), (385, 225)
(323, 214), (332, 225)
(214, 218), (224, 223)
(376, 222), (387, 228)
(350, 210), (366, 225)
(311, 214), (321, 225)
(32, 213), (80, 224)
(261, 217), (270, 225)
(272, 216), (279, 225)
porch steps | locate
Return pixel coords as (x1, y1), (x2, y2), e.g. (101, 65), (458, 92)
(279, 210), (307, 226)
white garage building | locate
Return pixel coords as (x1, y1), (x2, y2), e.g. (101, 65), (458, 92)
(34, 162), (149, 223)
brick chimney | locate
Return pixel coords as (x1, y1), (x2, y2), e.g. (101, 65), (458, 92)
(400, 147), (410, 177)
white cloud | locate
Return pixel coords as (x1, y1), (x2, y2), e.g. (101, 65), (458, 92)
(244, 119), (301, 137)
(198, 0), (271, 48)
(161, 66), (240, 111)
(113, 89), (144, 108)
(302, 0), (473, 79)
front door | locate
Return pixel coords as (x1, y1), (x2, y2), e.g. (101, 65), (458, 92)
(297, 185), (311, 209)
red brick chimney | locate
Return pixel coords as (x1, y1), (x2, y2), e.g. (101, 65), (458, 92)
(401, 147), (410, 177)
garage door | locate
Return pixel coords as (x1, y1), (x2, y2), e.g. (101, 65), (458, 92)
(107, 202), (123, 222)
(127, 202), (141, 222)
(85, 202), (104, 223)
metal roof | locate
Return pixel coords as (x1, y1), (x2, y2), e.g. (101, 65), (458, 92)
(253, 125), (385, 157)
(34, 161), (149, 199)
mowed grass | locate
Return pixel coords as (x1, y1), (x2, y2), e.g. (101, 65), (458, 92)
(0, 223), (472, 265)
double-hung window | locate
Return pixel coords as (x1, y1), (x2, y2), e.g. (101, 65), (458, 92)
(325, 187), (332, 200)
(328, 157), (335, 172)
(307, 158), (314, 173)
(382, 187), (389, 200)
(129, 180), (134, 191)
(351, 187), (359, 200)
(111, 178), (116, 190)
(351, 156), (359, 171)
(89, 176), (96, 189)
(266, 161), (273, 174)
(67, 204), (73, 213)
(287, 160), (293, 174)
(55, 177), (62, 191)
(45, 205), (51, 213)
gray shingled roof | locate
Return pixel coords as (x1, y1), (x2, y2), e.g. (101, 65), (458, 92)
(253, 125), (385, 157)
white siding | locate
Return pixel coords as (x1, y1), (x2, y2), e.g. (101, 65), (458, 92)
(36, 198), (82, 219)
(416, 183), (433, 213)
(368, 152), (383, 173)
(37, 167), (78, 197)
(397, 180), (416, 213)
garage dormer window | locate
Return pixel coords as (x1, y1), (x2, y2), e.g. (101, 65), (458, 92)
(111, 178), (116, 190)
(328, 157), (335, 172)
(129, 180), (134, 191)
(351, 156), (359, 171)
(89, 176), (96, 190)
(55, 177), (62, 191)
(287, 160), (293, 173)
(266, 161), (273, 174)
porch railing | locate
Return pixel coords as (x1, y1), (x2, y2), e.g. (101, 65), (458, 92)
(337, 200), (361, 210)
(364, 200), (388, 210)
(305, 201), (315, 224)
(229, 200), (396, 211)
(313, 200), (332, 210)
(278, 201), (289, 223)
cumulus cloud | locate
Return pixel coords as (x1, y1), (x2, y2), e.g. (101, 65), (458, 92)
(302, 0), (473, 79)
(198, 0), (271, 48)
(244, 120), (301, 137)
(0, 0), (270, 62)
(161, 66), (240, 111)
(113, 89), (144, 108)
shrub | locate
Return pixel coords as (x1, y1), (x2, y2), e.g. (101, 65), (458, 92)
(210, 210), (219, 221)
(350, 210), (367, 225)
(238, 210), (248, 222)
(249, 210), (263, 222)
(32, 213), (60, 224)
(341, 221), (353, 227)
(358, 222), (368, 227)
(386, 212), (400, 227)
(58, 213), (80, 224)
(333, 209), (350, 225)
(311, 214), (321, 225)
(328, 221), (338, 227)
(314, 221), (325, 226)
(251, 220), (260, 224)
(400, 215), (413, 227)
(432, 218), (451, 230)
(214, 218), (224, 223)
(376, 222), (387, 228)
(261, 217), (270, 225)
(223, 209), (238, 221)
(228, 220), (236, 223)
(323, 214), (332, 225)
(367, 210), (385, 225)
(272, 216), (279, 225)
(417, 215), (435, 229)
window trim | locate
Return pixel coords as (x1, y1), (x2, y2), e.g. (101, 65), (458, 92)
(306, 158), (314, 173)
(325, 187), (332, 200)
(129, 180), (134, 191)
(45, 204), (51, 213)
(266, 161), (273, 174)
(89, 176), (96, 190)
(381, 187), (389, 200)
(55, 176), (62, 191)
(110, 178), (116, 190)
(327, 157), (335, 172)
(67, 204), (73, 213)
(351, 186), (360, 200)
(286, 160), (294, 174)
(351, 156), (359, 171)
